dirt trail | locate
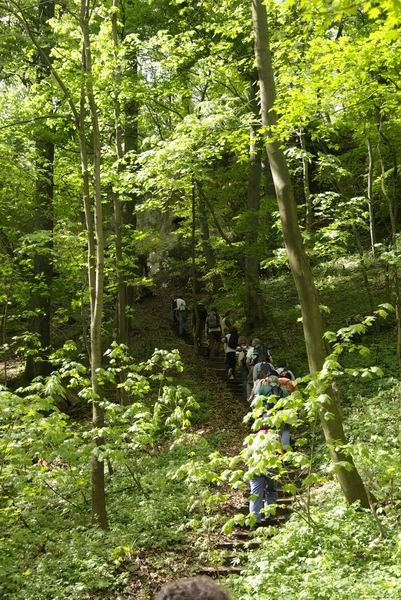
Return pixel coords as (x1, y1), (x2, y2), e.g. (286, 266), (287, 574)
(130, 290), (249, 449)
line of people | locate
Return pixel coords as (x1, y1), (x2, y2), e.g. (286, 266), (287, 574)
(236, 338), (297, 527)
(172, 298), (297, 528)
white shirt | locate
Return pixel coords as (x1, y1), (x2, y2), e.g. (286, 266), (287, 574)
(176, 298), (186, 311)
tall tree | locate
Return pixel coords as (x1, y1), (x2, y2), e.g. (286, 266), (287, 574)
(80, 0), (108, 528)
(111, 0), (127, 346)
(244, 72), (265, 332)
(251, 0), (370, 508)
(25, 0), (55, 379)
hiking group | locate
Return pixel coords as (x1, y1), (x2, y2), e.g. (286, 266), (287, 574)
(172, 298), (297, 528)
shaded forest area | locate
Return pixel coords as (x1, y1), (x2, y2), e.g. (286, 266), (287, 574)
(1, 0), (401, 598)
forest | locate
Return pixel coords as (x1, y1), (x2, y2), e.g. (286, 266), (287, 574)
(1, 0), (401, 598)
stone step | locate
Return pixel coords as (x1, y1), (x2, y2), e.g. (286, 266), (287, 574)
(232, 530), (252, 540)
(215, 540), (260, 550)
(221, 553), (248, 566)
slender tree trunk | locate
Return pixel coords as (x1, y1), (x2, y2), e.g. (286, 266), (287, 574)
(377, 121), (399, 225)
(13, 0), (108, 529)
(251, 0), (370, 508)
(30, 140), (54, 376)
(352, 222), (375, 315)
(80, 0), (108, 529)
(1, 299), (8, 385)
(367, 138), (376, 255)
(196, 184), (223, 292)
(377, 126), (396, 239)
(197, 182), (231, 245)
(244, 72), (265, 333)
(25, 0), (55, 380)
(299, 128), (313, 234)
(123, 50), (140, 319)
(376, 121), (401, 361)
(111, 0), (127, 346)
(191, 182), (197, 303)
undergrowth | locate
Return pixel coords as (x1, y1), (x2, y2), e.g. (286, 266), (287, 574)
(2, 258), (401, 599)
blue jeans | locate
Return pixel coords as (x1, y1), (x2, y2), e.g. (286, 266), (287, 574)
(249, 473), (278, 524)
(280, 423), (291, 449)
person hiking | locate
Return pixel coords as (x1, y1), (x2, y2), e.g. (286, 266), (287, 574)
(224, 326), (239, 380)
(251, 345), (273, 382)
(237, 337), (250, 400)
(246, 338), (272, 394)
(275, 359), (295, 381)
(249, 370), (291, 449)
(252, 357), (274, 383)
(205, 307), (222, 357)
(192, 302), (208, 347)
(248, 364), (277, 404)
(247, 425), (281, 527)
(175, 297), (188, 337)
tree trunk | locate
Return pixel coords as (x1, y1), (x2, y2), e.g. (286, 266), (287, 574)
(377, 123), (396, 240)
(191, 182), (198, 303)
(123, 49), (140, 318)
(366, 138), (376, 255)
(111, 0), (127, 346)
(244, 72), (265, 333)
(352, 222), (375, 315)
(376, 122), (401, 361)
(80, 0), (108, 529)
(25, 0), (55, 380)
(196, 184), (223, 292)
(299, 128), (313, 234)
(251, 0), (370, 508)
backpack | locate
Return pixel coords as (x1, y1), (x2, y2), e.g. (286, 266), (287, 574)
(250, 343), (269, 366)
(207, 311), (219, 329)
(258, 361), (273, 375)
(197, 304), (207, 321)
(262, 382), (285, 411)
(227, 332), (239, 348)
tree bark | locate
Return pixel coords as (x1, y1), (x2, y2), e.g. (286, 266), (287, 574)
(80, 0), (108, 529)
(25, 0), (55, 380)
(251, 0), (370, 508)
(244, 72), (265, 333)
